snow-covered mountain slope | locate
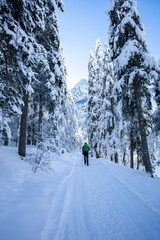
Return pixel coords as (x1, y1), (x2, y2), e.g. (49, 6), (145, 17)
(71, 79), (88, 128)
(0, 146), (160, 240)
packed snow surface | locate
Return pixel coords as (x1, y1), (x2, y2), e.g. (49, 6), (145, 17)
(0, 146), (160, 240)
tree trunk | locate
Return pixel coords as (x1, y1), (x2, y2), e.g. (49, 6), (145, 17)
(130, 128), (134, 169)
(115, 152), (118, 163)
(4, 51), (8, 74)
(38, 94), (43, 143)
(4, 131), (9, 146)
(134, 88), (153, 175)
(32, 122), (35, 145)
(104, 146), (107, 158)
(111, 97), (115, 130)
(27, 125), (31, 145)
(137, 149), (140, 170)
(18, 92), (29, 157)
(98, 142), (101, 158)
(32, 103), (37, 146)
(122, 149), (126, 165)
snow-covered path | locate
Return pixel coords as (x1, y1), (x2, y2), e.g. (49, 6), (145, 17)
(41, 154), (160, 240)
(0, 147), (160, 240)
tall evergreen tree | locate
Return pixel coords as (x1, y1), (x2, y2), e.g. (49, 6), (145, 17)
(109, 0), (158, 175)
(0, 0), (79, 158)
(0, 0), (34, 151)
(94, 39), (104, 157)
(87, 50), (97, 157)
(53, 44), (79, 152)
(99, 43), (116, 159)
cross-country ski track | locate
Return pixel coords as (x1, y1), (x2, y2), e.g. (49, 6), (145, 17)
(0, 147), (160, 240)
(41, 154), (160, 240)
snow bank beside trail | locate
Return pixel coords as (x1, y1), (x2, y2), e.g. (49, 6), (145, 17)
(0, 146), (160, 240)
(0, 146), (75, 240)
(99, 158), (160, 216)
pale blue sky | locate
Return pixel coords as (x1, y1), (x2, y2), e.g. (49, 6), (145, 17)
(57, 0), (160, 89)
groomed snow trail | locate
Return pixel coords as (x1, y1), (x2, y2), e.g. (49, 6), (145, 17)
(1, 148), (160, 240)
(41, 153), (160, 240)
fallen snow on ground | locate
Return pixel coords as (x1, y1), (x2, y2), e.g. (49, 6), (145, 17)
(0, 146), (160, 240)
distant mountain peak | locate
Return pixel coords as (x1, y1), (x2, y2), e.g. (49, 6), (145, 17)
(71, 79), (88, 103)
(78, 78), (88, 85)
(71, 79), (88, 128)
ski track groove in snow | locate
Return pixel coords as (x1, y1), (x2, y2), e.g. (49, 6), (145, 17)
(41, 157), (77, 240)
(92, 160), (160, 240)
(1, 147), (160, 240)
(41, 154), (160, 240)
(99, 160), (160, 216)
(41, 155), (92, 240)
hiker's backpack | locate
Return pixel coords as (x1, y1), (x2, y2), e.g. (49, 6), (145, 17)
(84, 144), (88, 152)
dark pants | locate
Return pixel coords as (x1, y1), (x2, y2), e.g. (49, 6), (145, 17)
(84, 151), (89, 165)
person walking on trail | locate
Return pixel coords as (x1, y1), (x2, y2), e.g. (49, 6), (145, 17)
(82, 143), (90, 166)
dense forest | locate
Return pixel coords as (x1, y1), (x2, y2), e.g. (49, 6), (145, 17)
(0, 0), (160, 176)
(87, 0), (160, 175)
(0, 0), (79, 162)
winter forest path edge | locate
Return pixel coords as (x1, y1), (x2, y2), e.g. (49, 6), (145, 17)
(41, 152), (160, 240)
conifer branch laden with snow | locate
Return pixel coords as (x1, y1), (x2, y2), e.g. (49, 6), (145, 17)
(99, 43), (118, 161)
(108, 0), (159, 175)
(87, 47), (101, 158)
(87, 0), (159, 176)
(0, 0), (79, 161)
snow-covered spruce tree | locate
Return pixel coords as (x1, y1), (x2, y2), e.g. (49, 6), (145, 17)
(53, 44), (79, 152)
(28, 0), (78, 155)
(29, 0), (64, 146)
(153, 59), (160, 133)
(109, 0), (158, 175)
(99, 43), (117, 160)
(151, 60), (160, 170)
(0, 2), (19, 145)
(0, 0), (50, 153)
(11, 0), (46, 157)
(87, 50), (97, 157)
(0, 0), (78, 159)
(94, 39), (103, 157)
(0, 0), (34, 149)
